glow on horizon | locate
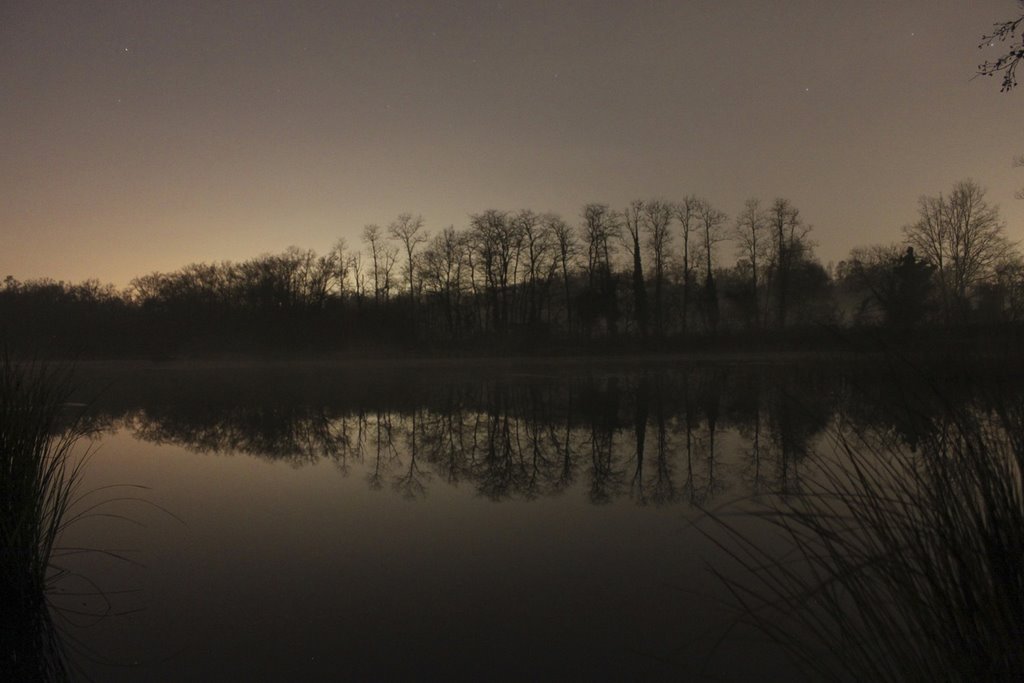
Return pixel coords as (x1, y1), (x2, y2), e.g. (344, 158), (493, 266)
(1, 1), (1021, 287)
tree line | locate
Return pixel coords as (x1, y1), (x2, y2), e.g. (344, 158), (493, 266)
(2, 179), (1022, 356)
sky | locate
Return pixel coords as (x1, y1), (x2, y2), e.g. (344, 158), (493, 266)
(2, 0), (1022, 287)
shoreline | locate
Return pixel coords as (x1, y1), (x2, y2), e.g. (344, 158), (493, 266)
(37, 346), (1024, 374)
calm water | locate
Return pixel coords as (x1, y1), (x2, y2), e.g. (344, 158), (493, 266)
(44, 358), (993, 681)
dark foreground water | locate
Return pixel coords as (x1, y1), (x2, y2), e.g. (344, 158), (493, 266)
(44, 357), (1007, 681)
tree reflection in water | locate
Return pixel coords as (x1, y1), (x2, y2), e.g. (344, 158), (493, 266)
(71, 361), (1019, 506)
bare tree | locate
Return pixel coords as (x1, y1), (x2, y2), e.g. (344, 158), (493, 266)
(330, 238), (351, 301)
(622, 200), (648, 336)
(513, 209), (554, 326)
(547, 214), (578, 330)
(643, 199), (673, 337)
(978, 3), (1024, 91)
(675, 196), (701, 334)
(470, 210), (520, 332)
(697, 199), (728, 332)
(379, 244), (399, 303)
(844, 244), (933, 327)
(388, 213), (428, 301)
(302, 247), (340, 309)
(903, 179), (1010, 321)
(581, 203), (621, 335)
(582, 203), (619, 286)
(362, 224), (384, 305)
(978, 5), (1024, 210)
(420, 226), (467, 336)
(349, 251), (365, 307)
(733, 198), (768, 328)
(840, 244), (908, 325)
(766, 198), (809, 328)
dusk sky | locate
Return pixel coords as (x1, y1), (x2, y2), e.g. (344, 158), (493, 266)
(2, 0), (1022, 287)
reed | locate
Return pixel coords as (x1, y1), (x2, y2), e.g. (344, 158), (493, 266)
(1, 354), (86, 680)
(704, 383), (1024, 682)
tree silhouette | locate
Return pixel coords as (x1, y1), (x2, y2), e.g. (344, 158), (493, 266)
(978, 3), (1024, 91)
(643, 199), (673, 337)
(766, 198), (812, 329)
(580, 203), (621, 336)
(622, 200), (649, 337)
(733, 198), (768, 329)
(420, 227), (467, 337)
(388, 213), (428, 302)
(362, 224), (385, 305)
(674, 196), (700, 334)
(840, 244), (932, 327)
(548, 214), (578, 332)
(5, 188), (1023, 357)
(697, 199), (728, 333)
(470, 209), (518, 333)
(514, 209), (555, 329)
(903, 180), (1009, 322)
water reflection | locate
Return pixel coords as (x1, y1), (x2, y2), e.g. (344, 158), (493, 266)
(51, 359), (1024, 682)
(71, 361), (1016, 506)
(1, 596), (68, 682)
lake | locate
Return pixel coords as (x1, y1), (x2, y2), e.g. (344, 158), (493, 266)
(44, 357), (999, 681)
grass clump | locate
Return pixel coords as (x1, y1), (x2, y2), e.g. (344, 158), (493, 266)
(704, 383), (1024, 682)
(1, 355), (87, 680)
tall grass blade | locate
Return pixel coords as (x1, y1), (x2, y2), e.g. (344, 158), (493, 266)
(1, 354), (88, 681)
(704, 377), (1024, 682)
